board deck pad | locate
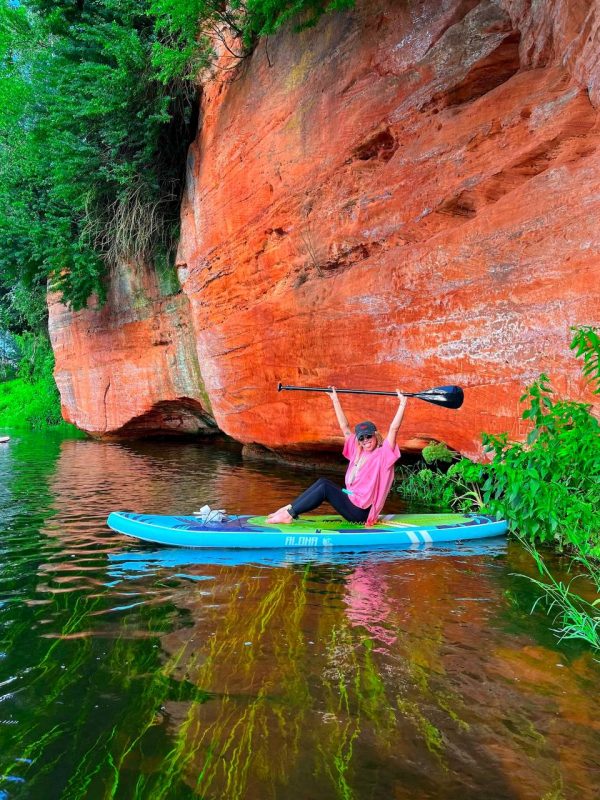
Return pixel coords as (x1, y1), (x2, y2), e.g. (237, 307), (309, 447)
(247, 513), (473, 530)
(107, 511), (508, 549)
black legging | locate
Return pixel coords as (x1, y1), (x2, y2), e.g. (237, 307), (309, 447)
(289, 478), (370, 523)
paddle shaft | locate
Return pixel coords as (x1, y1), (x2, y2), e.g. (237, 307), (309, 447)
(278, 383), (462, 397)
(279, 383), (404, 397)
(277, 383), (464, 409)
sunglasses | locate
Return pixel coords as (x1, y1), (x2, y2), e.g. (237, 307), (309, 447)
(358, 434), (374, 442)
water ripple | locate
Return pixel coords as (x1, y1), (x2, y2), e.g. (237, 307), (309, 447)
(0, 430), (599, 800)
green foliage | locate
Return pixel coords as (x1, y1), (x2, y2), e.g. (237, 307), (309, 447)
(13, 332), (55, 382)
(394, 460), (483, 512)
(0, 278), (49, 335)
(0, 334), (68, 428)
(480, 375), (600, 551)
(394, 466), (456, 508)
(241, 0), (355, 43)
(149, 0), (356, 81)
(570, 325), (600, 394)
(422, 441), (457, 465)
(149, 0), (218, 82)
(0, 0), (197, 310)
(1, 0), (355, 311)
(0, 376), (64, 428)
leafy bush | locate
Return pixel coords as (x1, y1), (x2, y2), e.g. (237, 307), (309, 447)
(396, 327), (600, 553)
(0, 278), (49, 335)
(13, 332), (55, 382)
(394, 459), (483, 512)
(479, 377), (600, 550)
(421, 441), (457, 465)
(0, 374), (65, 428)
(570, 325), (600, 394)
(0, 333), (73, 429)
(394, 466), (457, 508)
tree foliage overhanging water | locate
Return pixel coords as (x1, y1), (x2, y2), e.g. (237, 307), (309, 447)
(0, 0), (355, 428)
(0, 0), (355, 313)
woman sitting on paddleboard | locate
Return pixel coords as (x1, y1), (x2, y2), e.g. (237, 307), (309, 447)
(267, 388), (408, 528)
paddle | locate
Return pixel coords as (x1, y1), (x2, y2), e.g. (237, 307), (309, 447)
(277, 383), (464, 409)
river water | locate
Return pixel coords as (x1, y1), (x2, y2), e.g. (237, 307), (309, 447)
(0, 429), (598, 800)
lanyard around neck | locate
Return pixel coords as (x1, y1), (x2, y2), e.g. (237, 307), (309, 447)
(348, 452), (368, 485)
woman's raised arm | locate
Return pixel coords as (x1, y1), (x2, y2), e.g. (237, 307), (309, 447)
(329, 387), (352, 438)
(386, 391), (408, 448)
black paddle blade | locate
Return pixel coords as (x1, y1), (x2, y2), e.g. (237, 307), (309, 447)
(409, 385), (464, 409)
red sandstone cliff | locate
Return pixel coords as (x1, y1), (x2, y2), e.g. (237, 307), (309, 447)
(49, 0), (600, 458)
(49, 260), (214, 437)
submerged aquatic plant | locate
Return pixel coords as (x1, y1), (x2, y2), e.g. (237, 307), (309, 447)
(516, 538), (600, 654)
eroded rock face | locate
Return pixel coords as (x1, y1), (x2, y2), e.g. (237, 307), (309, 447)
(50, 0), (600, 456)
(177, 0), (600, 458)
(48, 260), (213, 438)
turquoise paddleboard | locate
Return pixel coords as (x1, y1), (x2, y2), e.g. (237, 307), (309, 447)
(107, 511), (507, 549)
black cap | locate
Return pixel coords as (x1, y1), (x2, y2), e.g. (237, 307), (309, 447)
(355, 421), (377, 439)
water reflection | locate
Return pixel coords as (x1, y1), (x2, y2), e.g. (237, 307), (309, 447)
(107, 538), (509, 576)
(0, 430), (598, 800)
(48, 436), (349, 520)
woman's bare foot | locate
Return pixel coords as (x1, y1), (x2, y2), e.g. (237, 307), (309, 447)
(266, 505), (294, 524)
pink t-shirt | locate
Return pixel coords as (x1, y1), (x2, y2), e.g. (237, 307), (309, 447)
(342, 435), (400, 525)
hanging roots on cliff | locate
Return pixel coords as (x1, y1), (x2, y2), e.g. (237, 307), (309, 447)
(84, 180), (179, 269)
